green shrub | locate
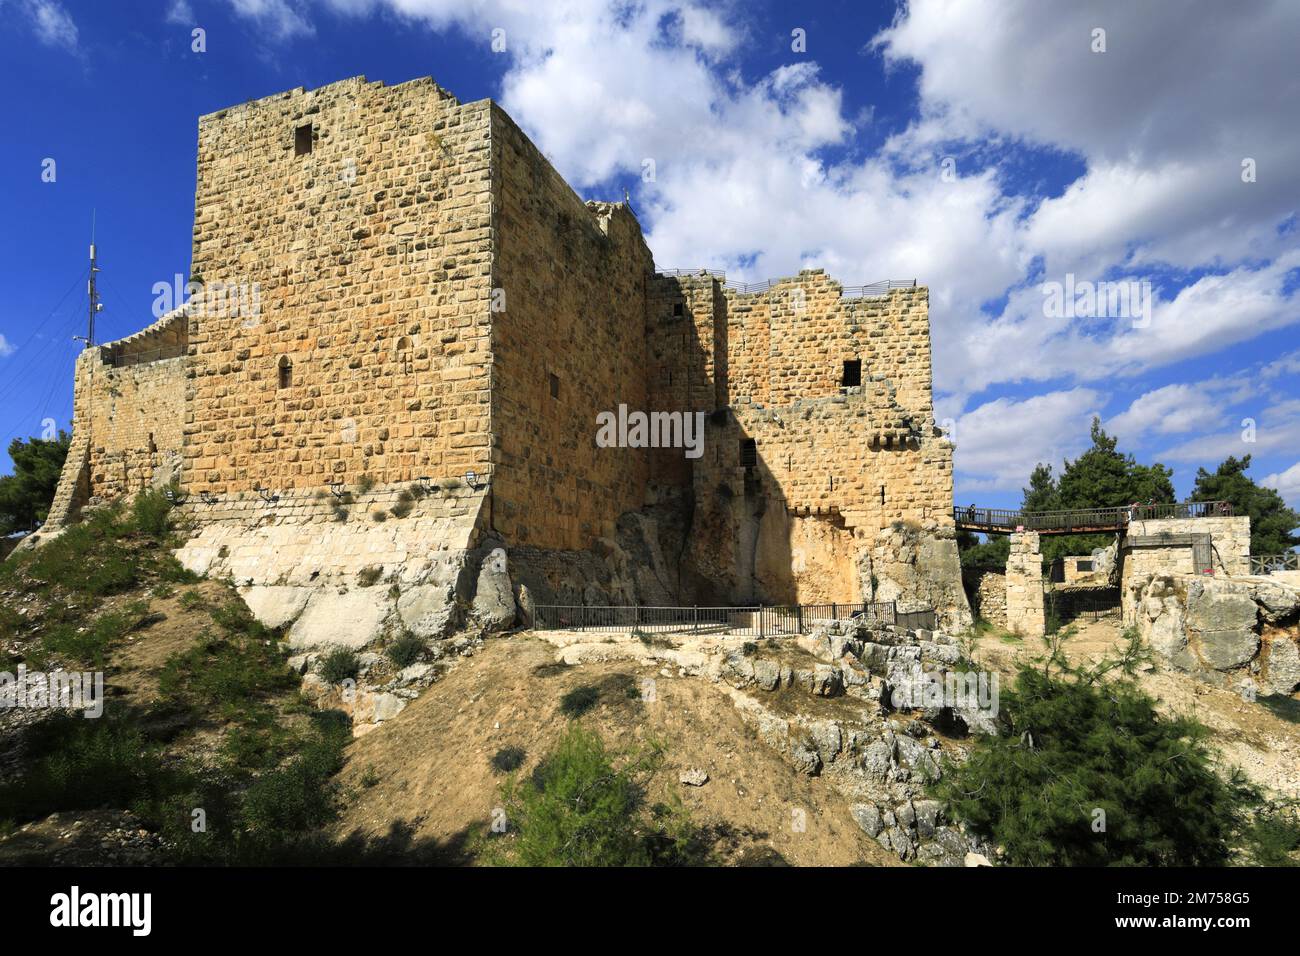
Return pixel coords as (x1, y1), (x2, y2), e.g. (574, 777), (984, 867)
(494, 726), (649, 866)
(318, 647), (360, 685)
(41, 609), (135, 667)
(356, 475), (375, 495)
(937, 632), (1253, 866)
(158, 631), (295, 715)
(130, 487), (174, 536)
(239, 722), (348, 834)
(0, 715), (182, 825)
(390, 489), (415, 519)
(385, 634), (425, 669)
(357, 565), (384, 587)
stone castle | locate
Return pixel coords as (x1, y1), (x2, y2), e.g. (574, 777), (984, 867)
(41, 75), (970, 648)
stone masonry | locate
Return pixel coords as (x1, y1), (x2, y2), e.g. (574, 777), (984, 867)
(38, 74), (971, 645)
(1004, 532), (1045, 639)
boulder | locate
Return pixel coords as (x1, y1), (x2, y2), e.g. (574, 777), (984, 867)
(1197, 629), (1259, 670)
(397, 583), (458, 639)
(240, 585), (312, 630)
(471, 548), (516, 631)
(1262, 637), (1300, 695)
(850, 803), (882, 837)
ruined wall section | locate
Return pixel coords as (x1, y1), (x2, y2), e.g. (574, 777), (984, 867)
(185, 76), (494, 497)
(488, 105), (654, 550)
(42, 309), (188, 529)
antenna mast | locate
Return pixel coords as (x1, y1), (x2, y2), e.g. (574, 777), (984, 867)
(85, 211), (102, 349)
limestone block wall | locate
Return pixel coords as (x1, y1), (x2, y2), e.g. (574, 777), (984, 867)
(42, 309), (189, 527)
(969, 571), (1008, 627)
(184, 76), (494, 496)
(488, 105), (654, 550)
(1120, 516), (1251, 620)
(1005, 532), (1045, 638)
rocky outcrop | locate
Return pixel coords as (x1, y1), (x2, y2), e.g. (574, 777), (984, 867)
(866, 521), (973, 632)
(1133, 573), (1300, 695)
(718, 617), (996, 865)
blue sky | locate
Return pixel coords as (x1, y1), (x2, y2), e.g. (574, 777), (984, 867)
(2, 0), (1298, 515)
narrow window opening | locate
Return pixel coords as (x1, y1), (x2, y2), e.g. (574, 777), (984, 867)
(294, 124), (313, 156)
(740, 439), (757, 468)
(880, 485), (886, 506)
(842, 359), (862, 387)
(278, 356), (293, 389)
(672, 302), (684, 318)
(549, 373), (560, 399)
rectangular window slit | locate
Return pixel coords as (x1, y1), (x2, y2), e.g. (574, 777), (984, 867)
(294, 124), (313, 156)
(842, 359), (862, 387)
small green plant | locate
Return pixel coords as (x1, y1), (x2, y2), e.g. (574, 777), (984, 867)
(490, 726), (705, 867)
(356, 474), (375, 495)
(130, 487), (174, 536)
(179, 589), (206, 610)
(370, 509), (388, 523)
(357, 565), (384, 587)
(439, 477), (462, 492)
(318, 647), (360, 685)
(332, 506), (349, 522)
(390, 489), (415, 519)
(385, 634), (425, 669)
(360, 766), (381, 788)
(407, 482), (428, 500)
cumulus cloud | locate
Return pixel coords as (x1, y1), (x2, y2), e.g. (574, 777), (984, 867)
(950, 388), (1103, 493)
(0, 334), (14, 358)
(1261, 462), (1300, 509)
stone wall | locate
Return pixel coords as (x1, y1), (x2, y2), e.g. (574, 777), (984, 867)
(1005, 532), (1045, 638)
(1120, 516), (1252, 620)
(969, 571), (1007, 627)
(489, 105), (654, 550)
(185, 76), (494, 496)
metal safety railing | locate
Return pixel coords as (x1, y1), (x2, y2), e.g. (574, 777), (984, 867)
(954, 500), (1233, 535)
(532, 600), (935, 637)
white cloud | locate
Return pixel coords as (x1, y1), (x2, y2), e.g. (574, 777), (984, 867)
(229, 0), (313, 40)
(21, 0), (78, 49)
(0, 334), (14, 358)
(166, 0), (195, 25)
(951, 388), (1103, 493)
(1261, 462), (1300, 509)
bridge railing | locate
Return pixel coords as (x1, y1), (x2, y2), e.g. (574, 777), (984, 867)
(1250, 554), (1300, 574)
(954, 500), (1233, 533)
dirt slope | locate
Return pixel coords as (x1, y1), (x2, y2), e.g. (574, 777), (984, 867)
(334, 633), (901, 866)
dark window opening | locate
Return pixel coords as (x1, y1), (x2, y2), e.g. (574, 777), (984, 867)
(842, 359), (862, 387)
(549, 373), (560, 399)
(880, 485), (886, 506)
(278, 357), (293, 389)
(294, 124), (313, 156)
(672, 302), (684, 317)
(740, 439), (757, 468)
(1077, 560), (1094, 572)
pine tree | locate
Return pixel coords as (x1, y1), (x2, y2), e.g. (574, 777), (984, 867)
(1190, 455), (1299, 555)
(0, 431), (71, 536)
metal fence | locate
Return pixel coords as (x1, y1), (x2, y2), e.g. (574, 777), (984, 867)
(1045, 587), (1122, 625)
(955, 500), (1233, 535)
(1250, 554), (1300, 574)
(105, 344), (187, 368)
(532, 600), (934, 637)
